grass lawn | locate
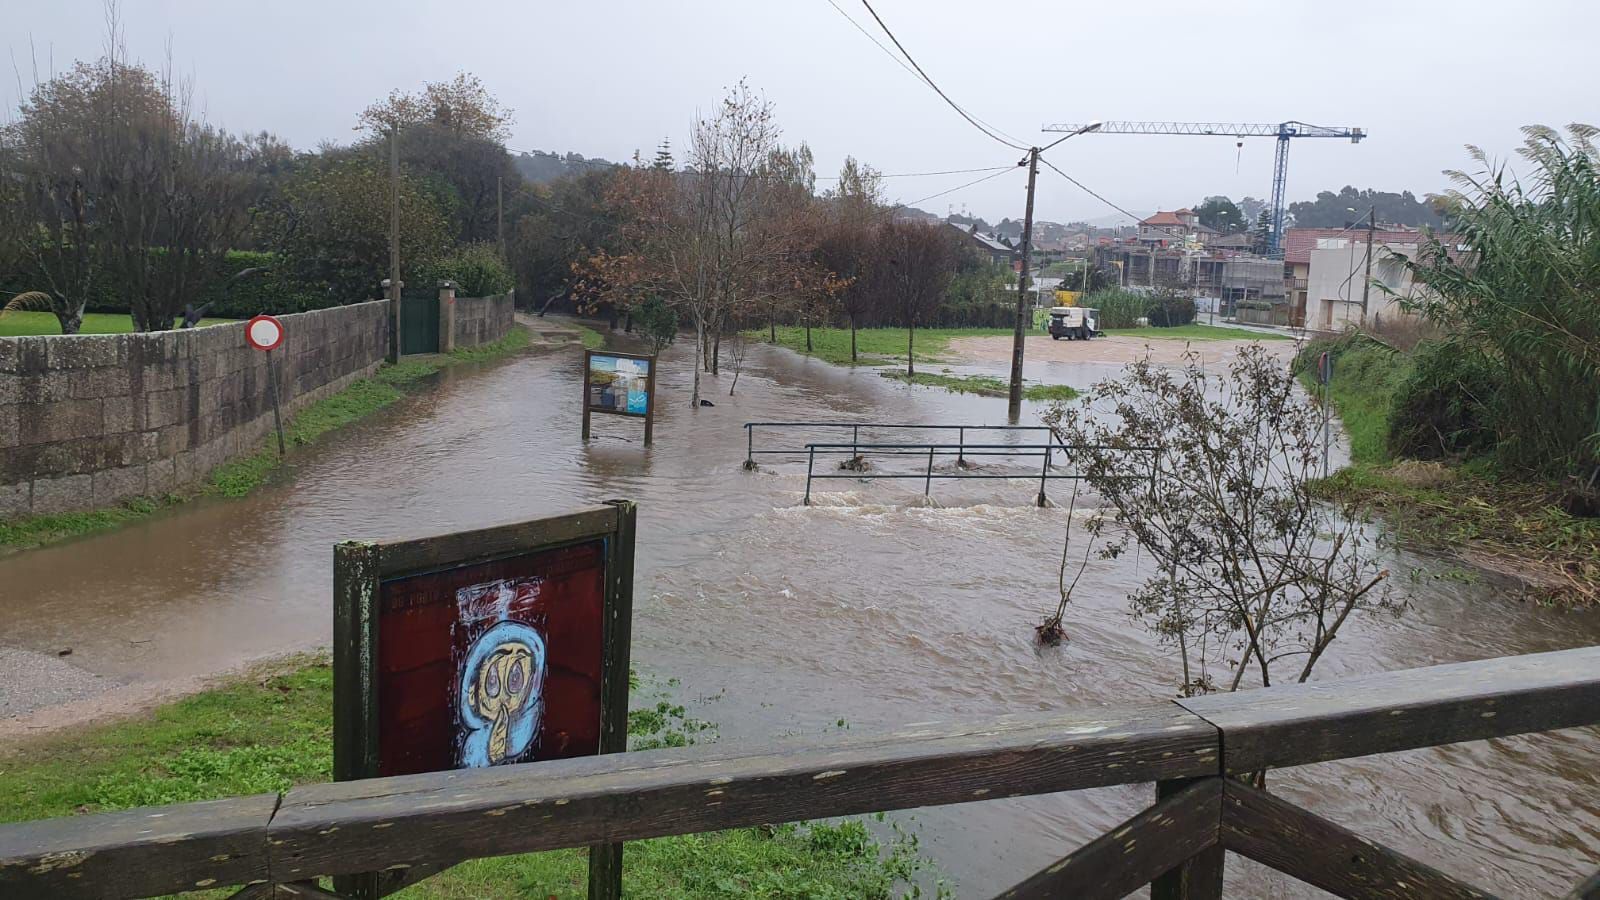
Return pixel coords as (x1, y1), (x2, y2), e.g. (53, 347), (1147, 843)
(1, 326), (534, 551)
(0, 658), (942, 898)
(1103, 324), (1293, 342)
(751, 326), (1012, 366)
(880, 370), (1078, 402)
(0, 311), (233, 337)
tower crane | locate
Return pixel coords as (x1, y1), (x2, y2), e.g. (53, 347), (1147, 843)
(1040, 121), (1366, 255)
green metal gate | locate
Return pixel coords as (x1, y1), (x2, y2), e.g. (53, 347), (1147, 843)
(400, 294), (439, 355)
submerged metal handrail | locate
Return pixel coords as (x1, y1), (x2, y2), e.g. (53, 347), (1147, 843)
(743, 421), (1055, 468)
(799, 440), (1160, 507)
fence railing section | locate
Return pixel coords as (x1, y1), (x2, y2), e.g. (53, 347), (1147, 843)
(744, 421), (1159, 507)
(2, 646), (1597, 899)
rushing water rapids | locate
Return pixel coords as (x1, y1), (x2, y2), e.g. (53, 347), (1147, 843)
(1, 330), (1597, 896)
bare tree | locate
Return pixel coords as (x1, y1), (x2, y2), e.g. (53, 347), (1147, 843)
(726, 330), (749, 395)
(591, 80), (811, 407)
(1043, 346), (1400, 694)
(873, 221), (960, 376)
(818, 157), (887, 362)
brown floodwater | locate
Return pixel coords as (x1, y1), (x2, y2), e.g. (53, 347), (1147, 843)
(1, 330), (1597, 897)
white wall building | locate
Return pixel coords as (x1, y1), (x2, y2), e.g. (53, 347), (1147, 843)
(1305, 235), (1430, 332)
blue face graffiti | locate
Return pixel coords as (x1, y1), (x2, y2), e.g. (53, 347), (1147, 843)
(457, 620), (547, 767)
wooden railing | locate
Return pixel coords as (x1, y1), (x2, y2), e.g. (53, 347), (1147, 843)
(2, 647), (1598, 899)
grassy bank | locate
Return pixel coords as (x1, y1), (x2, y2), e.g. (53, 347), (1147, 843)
(1302, 336), (1599, 605)
(573, 321), (606, 350)
(879, 370), (1078, 402)
(0, 658), (942, 898)
(0, 311), (234, 337)
(751, 326), (1011, 366)
(753, 324), (1288, 367)
(1, 325), (533, 551)
(1103, 323), (1292, 342)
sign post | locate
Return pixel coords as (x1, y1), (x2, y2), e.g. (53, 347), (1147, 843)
(246, 315), (287, 457)
(583, 350), (657, 447)
(333, 502), (637, 900)
(1317, 350), (1334, 478)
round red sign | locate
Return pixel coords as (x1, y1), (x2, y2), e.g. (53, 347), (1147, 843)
(246, 315), (285, 352)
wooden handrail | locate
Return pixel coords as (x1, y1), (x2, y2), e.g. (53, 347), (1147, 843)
(1, 646), (1596, 899)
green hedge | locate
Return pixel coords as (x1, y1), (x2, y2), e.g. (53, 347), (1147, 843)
(2, 251), (328, 320)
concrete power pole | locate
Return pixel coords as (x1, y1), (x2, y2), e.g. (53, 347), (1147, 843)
(1359, 207), (1375, 323)
(1007, 148), (1039, 422)
(388, 127), (402, 363)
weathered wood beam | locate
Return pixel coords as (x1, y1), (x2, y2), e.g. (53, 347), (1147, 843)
(994, 778), (1222, 900)
(0, 794), (279, 900)
(1150, 777), (1225, 900)
(374, 505), (618, 576)
(1179, 645), (1600, 772)
(1564, 865), (1600, 900)
(267, 705), (1218, 881)
(1219, 780), (1498, 899)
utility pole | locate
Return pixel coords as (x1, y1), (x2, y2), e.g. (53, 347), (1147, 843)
(388, 126), (402, 363)
(1359, 206), (1375, 323)
(1006, 148), (1039, 422)
(497, 175), (506, 261)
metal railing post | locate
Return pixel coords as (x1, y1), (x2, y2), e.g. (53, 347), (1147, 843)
(957, 426), (965, 466)
(925, 445), (935, 498)
(1037, 441), (1051, 507)
(804, 446), (815, 506)
(744, 425), (755, 470)
(852, 424), (860, 461)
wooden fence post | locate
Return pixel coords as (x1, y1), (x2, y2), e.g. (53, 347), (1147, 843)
(1150, 777), (1225, 899)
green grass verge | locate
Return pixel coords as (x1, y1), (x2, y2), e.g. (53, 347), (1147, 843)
(573, 322), (605, 350)
(879, 370), (1078, 402)
(0, 658), (944, 898)
(1293, 339), (1410, 465)
(1103, 324), (1292, 342)
(0, 311), (232, 337)
(751, 326), (1013, 366)
(0, 326), (533, 550)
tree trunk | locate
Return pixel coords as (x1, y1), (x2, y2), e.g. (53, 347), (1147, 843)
(907, 322), (916, 377)
(805, 321), (813, 353)
(711, 330), (721, 375)
(691, 318), (704, 407)
(56, 308), (84, 336)
(769, 316), (775, 343)
(702, 329), (712, 372)
(850, 313), (857, 362)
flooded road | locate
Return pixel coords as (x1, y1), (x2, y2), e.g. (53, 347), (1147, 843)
(2, 327), (1597, 896)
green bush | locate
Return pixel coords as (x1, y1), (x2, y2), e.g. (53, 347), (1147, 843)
(420, 243), (514, 298)
(1385, 340), (1498, 461)
(1083, 288), (1147, 328)
(1145, 289), (1197, 327)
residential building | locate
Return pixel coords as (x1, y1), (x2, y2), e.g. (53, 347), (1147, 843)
(949, 223), (1020, 267)
(1303, 231), (1455, 331)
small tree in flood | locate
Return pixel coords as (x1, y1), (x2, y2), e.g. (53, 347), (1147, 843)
(1042, 345), (1399, 695)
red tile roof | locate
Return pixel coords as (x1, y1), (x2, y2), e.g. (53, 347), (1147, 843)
(1141, 211), (1189, 227)
(1283, 227), (1462, 264)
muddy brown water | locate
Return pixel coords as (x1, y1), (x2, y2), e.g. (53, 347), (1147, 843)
(2, 331), (1597, 897)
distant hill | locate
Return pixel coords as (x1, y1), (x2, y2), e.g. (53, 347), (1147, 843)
(514, 150), (616, 184)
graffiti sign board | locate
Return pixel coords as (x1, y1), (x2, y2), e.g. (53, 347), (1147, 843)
(333, 502), (636, 899)
(583, 349), (656, 446)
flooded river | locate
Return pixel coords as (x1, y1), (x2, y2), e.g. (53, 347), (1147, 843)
(2, 328), (1597, 896)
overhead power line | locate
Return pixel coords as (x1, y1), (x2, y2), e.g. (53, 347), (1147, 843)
(818, 165), (1012, 181)
(1037, 156), (1189, 241)
(895, 165), (1019, 210)
(854, 0), (1028, 151)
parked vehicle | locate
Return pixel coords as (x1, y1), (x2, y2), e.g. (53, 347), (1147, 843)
(1048, 306), (1100, 340)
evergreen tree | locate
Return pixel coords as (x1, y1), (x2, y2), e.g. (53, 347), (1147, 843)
(651, 138), (675, 172)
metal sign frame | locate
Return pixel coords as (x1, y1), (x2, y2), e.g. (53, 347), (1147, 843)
(333, 501), (637, 900)
(582, 349), (657, 446)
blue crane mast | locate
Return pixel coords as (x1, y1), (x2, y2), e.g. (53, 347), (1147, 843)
(1040, 121), (1366, 255)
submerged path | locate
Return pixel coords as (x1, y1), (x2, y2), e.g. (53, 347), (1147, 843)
(1, 327), (1596, 896)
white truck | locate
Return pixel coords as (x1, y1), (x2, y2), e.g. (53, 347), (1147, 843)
(1047, 306), (1100, 340)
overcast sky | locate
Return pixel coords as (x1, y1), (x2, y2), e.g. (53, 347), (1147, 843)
(6, 1), (1595, 224)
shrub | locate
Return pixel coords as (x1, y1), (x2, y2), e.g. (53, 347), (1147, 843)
(421, 242), (514, 298)
(1145, 289), (1197, 327)
(1385, 340), (1498, 461)
(1083, 288), (1147, 328)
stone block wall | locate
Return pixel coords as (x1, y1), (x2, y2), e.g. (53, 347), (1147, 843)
(452, 291), (515, 349)
(0, 301), (389, 519)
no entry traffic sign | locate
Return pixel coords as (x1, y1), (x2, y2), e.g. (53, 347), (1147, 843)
(245, 315), (288, 456)
(246, 314), (285, 352)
